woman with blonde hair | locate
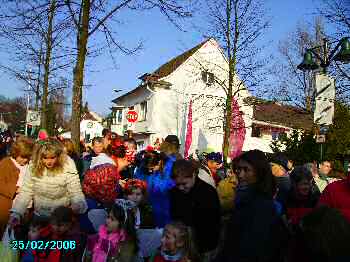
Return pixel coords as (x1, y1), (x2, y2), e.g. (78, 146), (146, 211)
(0, 136), (34, 235)
(8, 138), (87, 227)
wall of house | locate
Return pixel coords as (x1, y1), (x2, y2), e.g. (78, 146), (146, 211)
(111, 88), (155, 136)
(158, 39), (254, 154)
(80, 119), (104, 141)
(110, 39), (261, 154)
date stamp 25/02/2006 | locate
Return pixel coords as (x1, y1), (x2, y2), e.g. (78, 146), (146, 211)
(10, 240), (76, 250)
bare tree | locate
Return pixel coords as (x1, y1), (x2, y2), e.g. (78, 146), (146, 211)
(318, 0), (350, 102)
(197, 0), (270, 163)
(0, 0), (74, 131)
(270, 18), (325, 110)
(64, 0), (193, 148)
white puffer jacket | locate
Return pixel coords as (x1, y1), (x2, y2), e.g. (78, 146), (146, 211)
(11, 156), (87, 217)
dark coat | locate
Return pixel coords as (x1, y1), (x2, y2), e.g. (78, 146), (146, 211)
(170, 177), (221, 253)
(218, 189), (286, 262)
(138, 203), (155, 229)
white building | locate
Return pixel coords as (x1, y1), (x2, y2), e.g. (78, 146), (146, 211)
(110, 38), (312, 154)
(61, 111), (104, 142)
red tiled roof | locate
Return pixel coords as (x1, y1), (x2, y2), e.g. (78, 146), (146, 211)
(253, 102), (313, 130)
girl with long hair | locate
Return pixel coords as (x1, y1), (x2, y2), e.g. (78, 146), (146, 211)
(9, 138), (87, 226)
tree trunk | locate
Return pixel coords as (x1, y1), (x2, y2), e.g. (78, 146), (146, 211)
(41, 0), (56, 131)
(71, 0), (90, 149)
(223, 0), (239, 164)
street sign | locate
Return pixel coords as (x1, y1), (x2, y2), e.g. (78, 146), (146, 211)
(316, 134), (326, 143)
(26, 110), (41, 126)
(314, 74), (335, 126)
(126, 110), (138, 123)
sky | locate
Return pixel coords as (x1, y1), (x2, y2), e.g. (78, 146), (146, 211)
(0, 0), (327, 116)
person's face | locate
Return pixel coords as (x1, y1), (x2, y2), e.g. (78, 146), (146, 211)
(174, 176), (195, 194)
(118, 157), (131, 171)
(161, 226), (183, 255)
(320, 161), (332, 175)
(103, 135), (112, 148)
(287, 160), (293, 171)
(127, 188), (144, 206)
(93, 142), (104, 155)
(28, 226), (40, 240)
(42, 154), (58, 169)
(296, 178), (312, 197)
(236, 159), (257, 187)
(207, 160), (221, 172)
(106, 212), (120, 233)
(51, 222), (71, 236)
(124, 142), (136, 153)
(15, 155), (30, 166)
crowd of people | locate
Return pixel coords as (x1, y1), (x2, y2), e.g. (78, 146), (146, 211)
(0, 129), (350, 262)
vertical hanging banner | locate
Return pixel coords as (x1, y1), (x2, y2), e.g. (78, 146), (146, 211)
(183, 100), (193, 159)
(314, 74), (335, 126)
(229, 98), (246, 160)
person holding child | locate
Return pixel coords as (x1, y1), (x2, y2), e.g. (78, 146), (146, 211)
(9, 138), (87, 227)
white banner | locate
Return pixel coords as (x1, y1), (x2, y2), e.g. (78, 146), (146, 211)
(26, 110), (41, 126)
(314, 74), (335, 126)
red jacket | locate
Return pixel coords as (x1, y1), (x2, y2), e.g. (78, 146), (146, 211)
(318, 176), (350, 222)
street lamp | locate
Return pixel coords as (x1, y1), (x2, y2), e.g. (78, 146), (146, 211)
(297, 37), (350, 163)
(297, 37), (350, 72)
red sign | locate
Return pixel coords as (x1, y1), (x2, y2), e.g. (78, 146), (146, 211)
(126, 110), (138, 123)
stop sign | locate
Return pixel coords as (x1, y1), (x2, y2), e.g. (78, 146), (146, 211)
(126, 110), (138, 123)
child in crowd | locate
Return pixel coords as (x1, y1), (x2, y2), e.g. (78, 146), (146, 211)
(124, 179), (154, 229)
(21, 216), (57, 262)
(85, 201), (139, 262)
(149, 221), (200, 262)
(50, 206), (84, 262)
(124, 179), (162, 259)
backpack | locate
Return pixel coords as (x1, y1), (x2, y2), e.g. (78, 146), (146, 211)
(82, 163), (121, 203)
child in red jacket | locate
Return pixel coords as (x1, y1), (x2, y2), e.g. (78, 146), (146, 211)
(50, 206), (85, 262)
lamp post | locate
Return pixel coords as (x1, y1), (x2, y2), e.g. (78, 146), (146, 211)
(297, 37), (350, 73)
(297, 37), (350, 163)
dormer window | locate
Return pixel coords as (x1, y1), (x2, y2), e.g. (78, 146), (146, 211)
(201, 71), (214, 85)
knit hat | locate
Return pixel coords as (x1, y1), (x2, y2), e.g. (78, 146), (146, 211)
(38, 129), (48, 141)
(206, 152), (223, 164)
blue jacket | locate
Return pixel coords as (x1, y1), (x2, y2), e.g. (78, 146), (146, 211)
(135, 154), (176, 228)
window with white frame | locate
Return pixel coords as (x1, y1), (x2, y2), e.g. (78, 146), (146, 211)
(201, 71), (215, 85)
(139, 101), (147, 121)
(113, 109), (123, 124)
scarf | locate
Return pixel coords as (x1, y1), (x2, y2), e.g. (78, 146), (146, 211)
(158, 250), (185, 261)
(92, 225), (126, 262)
